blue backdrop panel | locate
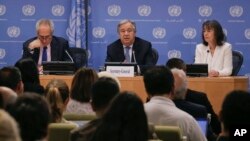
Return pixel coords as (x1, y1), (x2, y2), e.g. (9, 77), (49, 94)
(0, 0), (250, 76)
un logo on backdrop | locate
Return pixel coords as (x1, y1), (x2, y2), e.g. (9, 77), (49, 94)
(152, 27), (166, 39)
(168, 50), (181, 59)
(7, 26), (20, 38)
(183, 28), (196, 39)
(199, 5), (212, 17)
(138, 5), (151, 16)
(92, 27), (105, 38)
(168, 5), (181, 17)
(52, 5), (65, 16)
(229, 5), (243, 17)
(22, 4), (35, 16)
(0, 48), (6, 59)
(245, 29), (250, 40)
(0, 4), (6, 16)
(108, 5), (121, 16)
(83, 5), (91, 16)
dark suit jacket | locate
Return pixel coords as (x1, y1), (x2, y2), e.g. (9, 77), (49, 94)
(186, 89), (221, 134)
(173, 99), (207, 119)
(105, 37), (154, 66)
(22, 36), (70, 64)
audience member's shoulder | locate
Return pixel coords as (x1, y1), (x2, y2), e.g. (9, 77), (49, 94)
(187, 89), (206, 96)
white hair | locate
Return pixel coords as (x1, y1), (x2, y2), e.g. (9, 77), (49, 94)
(171, 68), (187, 99)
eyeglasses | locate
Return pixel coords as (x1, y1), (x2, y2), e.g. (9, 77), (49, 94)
(38, 35), (52, 40)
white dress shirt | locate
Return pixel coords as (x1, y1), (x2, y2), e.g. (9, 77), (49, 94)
(144, 96), (207, 141)
(195, 42), (233, 76)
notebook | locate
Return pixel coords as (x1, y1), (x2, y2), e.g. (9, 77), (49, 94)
(186, 64), (208, 77)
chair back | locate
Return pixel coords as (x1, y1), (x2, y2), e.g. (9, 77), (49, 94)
(155, 125), (182, 141)
(48, 123), (77, 141)
(68, 47), (88, 70)
(232, 50), (243, 76)
(63, 113), (96, 121)
(152, 48), (159, 65)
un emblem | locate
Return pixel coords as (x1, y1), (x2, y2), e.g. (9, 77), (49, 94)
(0, 4), (6, 16)
(244, 29), (250, 40)
(83, 5), (92, 16)
(168, 5), (182, 17)
(152, 27), (166, 39)
(199, 5), (212, 17)
(52, 5), (65, 16)
(229, 5), (243, 17)
(22, 4), (35, 16)
(138, 5), (151, 16)
(92, 27), (106, 38)
(87, 49), (91, 59)
(168, 50), (181, 59)
(108, 5), (121, 17)
(7, 26), (20, 38)
(0, 48), (6, 59)
(183, 27), (196, 39)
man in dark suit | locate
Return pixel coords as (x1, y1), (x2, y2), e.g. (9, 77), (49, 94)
(22, 19), (70, 72)
(166, 57), (221, 135)
(105, 19), (154, 66)
(171, 68), (208, 119)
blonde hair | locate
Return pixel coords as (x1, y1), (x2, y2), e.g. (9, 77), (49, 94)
(0, 109), (21, 141)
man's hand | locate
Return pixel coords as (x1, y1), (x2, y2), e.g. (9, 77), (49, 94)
(28, 39), (42, 50)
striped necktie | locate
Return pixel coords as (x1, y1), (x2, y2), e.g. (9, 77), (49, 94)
(125, 47), (130, 62)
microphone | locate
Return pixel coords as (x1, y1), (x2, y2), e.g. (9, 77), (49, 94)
(133, 51), (141, 75)
(206, 49), (210, 63)
(65, 50), (74, 63)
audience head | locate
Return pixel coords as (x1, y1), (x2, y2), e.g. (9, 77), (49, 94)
(171, 68), (188, 100)
(8, 93), (51, 141)
(0, 86), (18, 109)
(91, 77), (119, 117)
(92, 91), (148, 141)
(0, 66), (23, 95)
(36, 18), (54, 46)
(202, 20), (225, 46)
(45, 79), (69, 122)
(15, 57), (40, 84)
(166, 57), (186, 72)
(0, 109), (21, 141)
(220, 90), (250, 135)
(117, 19), (136, 46)
(98, 71), (121, 89)
(70, 68), (98, 103)
(143, 66), (174, 97)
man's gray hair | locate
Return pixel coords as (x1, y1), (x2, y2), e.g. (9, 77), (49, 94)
(171, 68), (188, 99)
(35, 18), (54, 34)
(117, 19), (136, 33)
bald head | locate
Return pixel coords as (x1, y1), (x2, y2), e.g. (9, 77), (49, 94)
(0, 86), (18, 109)
(171, 68), (187, 99)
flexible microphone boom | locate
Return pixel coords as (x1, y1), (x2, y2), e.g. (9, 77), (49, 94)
(65, 50), (74, 63)
(206, 49), (210, 63)
(133, 51), (141, 75)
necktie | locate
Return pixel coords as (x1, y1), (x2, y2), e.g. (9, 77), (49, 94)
(42, 46), (47, 62)
(125, 47), (130, 62)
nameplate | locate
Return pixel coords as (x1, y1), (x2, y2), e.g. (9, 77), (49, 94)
(106, 66), (135, 77)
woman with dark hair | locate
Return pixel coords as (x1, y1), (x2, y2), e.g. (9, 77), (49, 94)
(195, 20), (233, 77)
(15, 58), (44, 95)
(66, 68), (98, 114)
(91, 91), (149, 141)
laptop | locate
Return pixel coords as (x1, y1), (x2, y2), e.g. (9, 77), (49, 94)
(196, 118), (208, 136)
(42, 61), (76, 75)
(186, 64), (208, 77)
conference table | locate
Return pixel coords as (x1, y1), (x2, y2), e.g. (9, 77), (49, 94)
(40, 75), (248, 115)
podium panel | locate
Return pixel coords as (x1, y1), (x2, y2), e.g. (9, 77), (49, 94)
(40, 75), (248, 115)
